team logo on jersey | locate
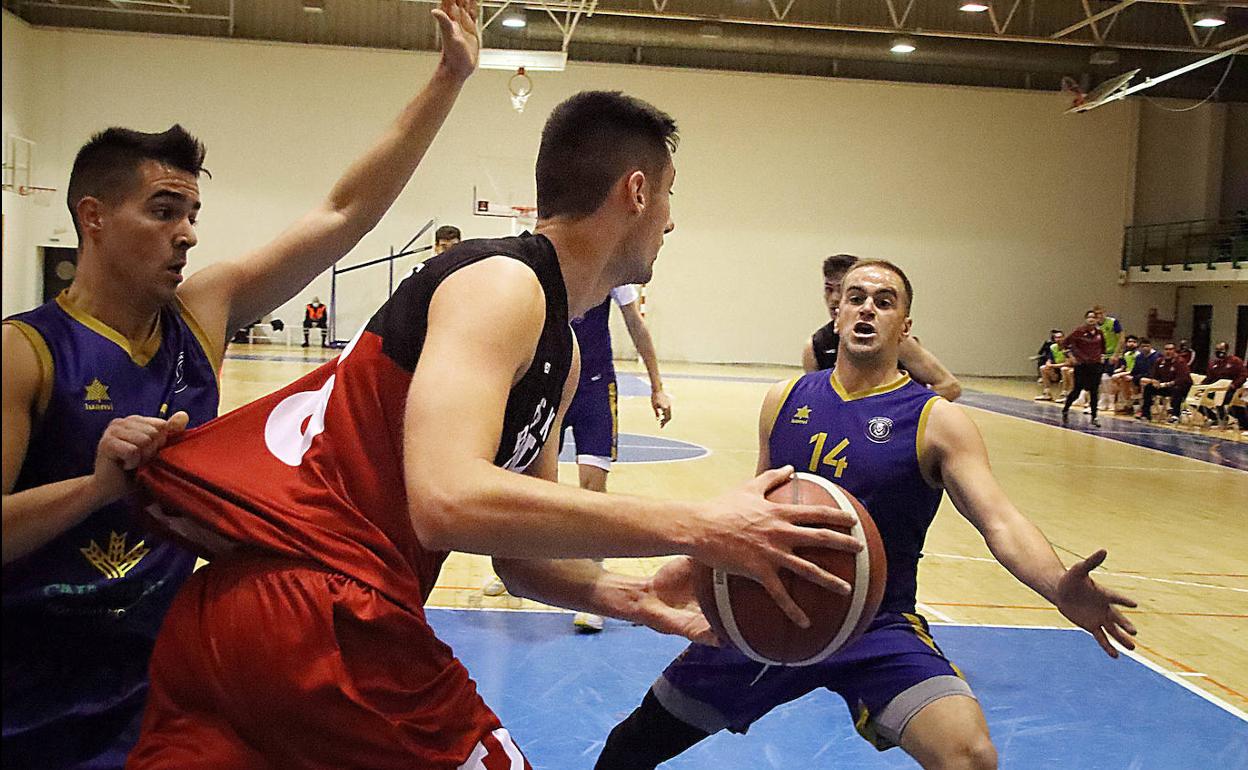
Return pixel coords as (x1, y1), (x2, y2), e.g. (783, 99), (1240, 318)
(80, 531), (150, 580)
(83, 378), (113, 412)
(791, 405), (812, 425)
(865, 416), (893, 443)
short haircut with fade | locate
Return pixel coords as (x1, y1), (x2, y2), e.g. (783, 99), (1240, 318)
(822, 254), (860, 281)
(67, 125), (207, 239)
(842, 259), (915, 312)
(435, 225), (461, 242)
(536, 91), (678, 220)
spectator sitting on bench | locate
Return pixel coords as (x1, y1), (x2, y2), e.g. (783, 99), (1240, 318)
(1107, 335), (1141, 413)
(1035, 329), (1073, 401)
(303, 296), (328, 348)
(1198, 341), (1246, 428)
(1139, 342), (1192, 424)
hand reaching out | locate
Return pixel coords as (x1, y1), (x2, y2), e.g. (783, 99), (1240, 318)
(1056, 549), (1138, 658)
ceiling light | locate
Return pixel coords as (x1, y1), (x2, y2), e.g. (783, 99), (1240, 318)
(959, 2), (990, 12)
(501, 10), (527, 28)
(699, 23), (724, 38)
(1193, 7), (1227, 27)
(302, 0), (324, 13)
(891, 36), (916, 53)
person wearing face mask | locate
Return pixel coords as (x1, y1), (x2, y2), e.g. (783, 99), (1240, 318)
(1198, 342), (1246, 428)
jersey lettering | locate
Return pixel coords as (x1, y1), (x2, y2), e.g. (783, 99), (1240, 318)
(807, 432), (850, 478)
(263, 324), (364, 467)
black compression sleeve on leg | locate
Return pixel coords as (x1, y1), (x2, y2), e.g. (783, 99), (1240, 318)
(595, 689), (711, 770)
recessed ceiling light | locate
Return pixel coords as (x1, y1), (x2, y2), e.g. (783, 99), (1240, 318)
(1193, 7), (1227, 27)
(891, 36), (917, 53)
(959, 2), (990, 12)
(501, 10), (527, 28)
(302, 0), (324, 13)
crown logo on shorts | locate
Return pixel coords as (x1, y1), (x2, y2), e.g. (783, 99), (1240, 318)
(84, 378), (113, 411)
(80, 531), (150, 580)
(791, 405), (812, 425)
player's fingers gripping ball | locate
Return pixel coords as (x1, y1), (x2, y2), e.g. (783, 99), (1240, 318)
(695, 472), (886, 665)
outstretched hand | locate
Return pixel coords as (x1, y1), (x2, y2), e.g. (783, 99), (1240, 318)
(432, 0), (480, 81)
(1056, 549), (1138, 658)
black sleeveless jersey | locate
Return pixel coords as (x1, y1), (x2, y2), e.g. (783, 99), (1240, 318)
(811, 321), (839, 371)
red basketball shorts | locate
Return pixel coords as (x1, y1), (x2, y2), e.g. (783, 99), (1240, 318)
(127, 555), (529, 769)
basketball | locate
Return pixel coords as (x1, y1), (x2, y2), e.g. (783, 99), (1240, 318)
(694, 472), (887, 666)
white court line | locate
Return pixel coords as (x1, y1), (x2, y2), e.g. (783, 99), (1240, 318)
(1175, 672), (1209, 678)
(925, 551), (1248, 594)
(960, 403), (1247, 474)
(916, 602), (955, 622)
(1119, 647), (1248, 723)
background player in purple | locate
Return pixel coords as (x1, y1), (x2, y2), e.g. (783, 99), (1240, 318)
(803, 253), (961, 402)
(597, 260), (1137, 770)
(0, 1), (481, 765)
(563, 284), (673, 631)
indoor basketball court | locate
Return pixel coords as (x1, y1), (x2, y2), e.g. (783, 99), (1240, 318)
(4, 0), (1247, 767)
(211, 347), (1248, 767)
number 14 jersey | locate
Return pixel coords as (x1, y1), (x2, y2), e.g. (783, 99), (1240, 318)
(768, 371), (944, 615)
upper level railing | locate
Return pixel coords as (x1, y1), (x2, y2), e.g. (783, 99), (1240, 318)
(1122, 216), (1247, 272)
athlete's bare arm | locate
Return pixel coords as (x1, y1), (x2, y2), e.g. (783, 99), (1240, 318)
(921, 399), (1137, 657)
(178, 0), (480, 347)
(1, 326), (188, 564)
(755, 378), (793, 473)
(800, 340), (818, 373)
(492, 354), (715, 644)
(898, 337), (961, 401)
(403, 258), (860, 627)
(619, 298), (672, 427)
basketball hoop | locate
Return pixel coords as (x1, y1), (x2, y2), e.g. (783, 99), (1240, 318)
(508, 67), (533, 113)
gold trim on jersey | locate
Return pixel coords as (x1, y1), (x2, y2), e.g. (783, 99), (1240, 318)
(915, 395), (940, 467)
(176, 297), (224, 374)
(830, 371), (911, 402)
(4, 320), (55, 417)
(56, 290), (162, 366)
(764, 377), (801, 438)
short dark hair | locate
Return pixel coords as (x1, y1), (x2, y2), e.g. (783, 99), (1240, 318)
(435, 225), (461, 242)
(536, 91), (678, 219)
(822, 254), (860, 282)
(1050, 328), (1063, 335)
(1126, 334), (1138, 342)
(843, 259), (914, 312)
(1085, 309), (1098, 317)
(67, 124), (207, 238)
(1138, 337), (1151, 345)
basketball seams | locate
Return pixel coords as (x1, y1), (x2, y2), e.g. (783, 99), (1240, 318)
(712, 569), (773, 665)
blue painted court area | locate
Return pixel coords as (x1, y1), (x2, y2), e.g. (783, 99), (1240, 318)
(558, 432), (709, 464)
(959, 390), (1248, 471)
(430, 609), (1248, 769)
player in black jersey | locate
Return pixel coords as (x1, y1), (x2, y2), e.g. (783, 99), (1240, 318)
(803, 254), (962, 401)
